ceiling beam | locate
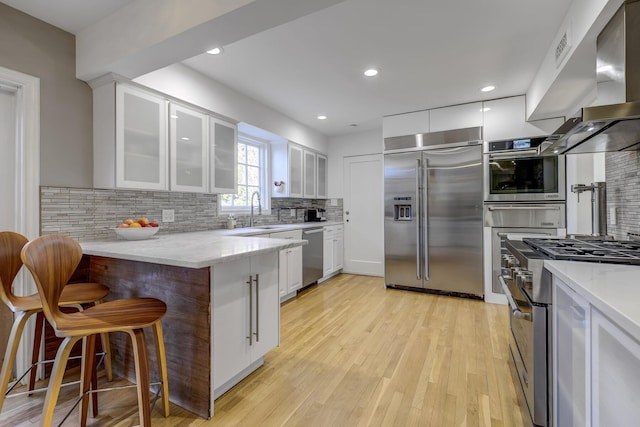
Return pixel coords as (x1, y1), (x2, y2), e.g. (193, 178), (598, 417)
(76, 0), (345, 81)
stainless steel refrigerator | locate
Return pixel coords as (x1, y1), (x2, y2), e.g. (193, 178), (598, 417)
(384, 131), (483, 297)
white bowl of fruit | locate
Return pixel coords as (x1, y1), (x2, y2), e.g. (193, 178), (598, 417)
(113, 217), (159, 240)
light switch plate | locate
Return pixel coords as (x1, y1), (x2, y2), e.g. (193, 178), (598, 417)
(162, 209), (175, 222)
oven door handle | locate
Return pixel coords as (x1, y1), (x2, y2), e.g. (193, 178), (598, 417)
(499, 276), (532, 321)
(488, 206), (561, 211)
(488, 149), (539, 159)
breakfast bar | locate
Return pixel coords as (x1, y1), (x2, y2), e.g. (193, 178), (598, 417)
(75, 232), (305, 419)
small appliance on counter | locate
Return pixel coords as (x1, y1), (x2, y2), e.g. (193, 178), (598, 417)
(305, 208), (326, 222)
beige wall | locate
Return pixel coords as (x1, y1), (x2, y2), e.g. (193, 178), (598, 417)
(0, 3), (93, 188)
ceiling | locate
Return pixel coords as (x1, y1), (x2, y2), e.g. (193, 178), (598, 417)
(3, 0), (576, 137)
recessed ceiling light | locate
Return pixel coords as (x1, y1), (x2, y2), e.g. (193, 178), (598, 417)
(364, 68), (379, 77)
(317, 115), (328, 120)
(206, 47), (224, 55)
(181, 137), (190, 141)
(481, 85), (495, 92)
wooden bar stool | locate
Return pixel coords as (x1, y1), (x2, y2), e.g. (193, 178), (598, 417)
(21, 235), (170, 427)
(0, 231), (112, 414)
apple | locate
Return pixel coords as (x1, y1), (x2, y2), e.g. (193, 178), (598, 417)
(129, 222), (142, 228)
(124, 219), (134, 225)
(149, 221), (159, 227)
(137, 217), (150, 226)
(116, 223), (129, 228)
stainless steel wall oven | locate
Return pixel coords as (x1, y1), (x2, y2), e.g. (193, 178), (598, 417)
(484, 137), (565, 203)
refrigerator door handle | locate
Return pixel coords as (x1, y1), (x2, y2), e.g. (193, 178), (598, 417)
(423, 157), (429, 281)
(415, 158), (422, 280)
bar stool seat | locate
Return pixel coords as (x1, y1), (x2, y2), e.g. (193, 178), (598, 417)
(21, 235), (170, 427)
(0, 231), (112, 414)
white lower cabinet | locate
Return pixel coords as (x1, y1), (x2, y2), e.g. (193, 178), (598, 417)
(553, 274), (640, 426)
(553, 277), (590, 427)
(270, 230), (303, 302)
(591, 308), (640, 426)
(212, 252), (279, 398)
(322, 225), (343, 279)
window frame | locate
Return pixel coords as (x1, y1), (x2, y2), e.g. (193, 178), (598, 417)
(218, 133), (271, 215)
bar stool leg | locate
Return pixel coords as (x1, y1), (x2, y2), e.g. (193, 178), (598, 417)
(152, 321), (170, 417)
(0, 309), (38, 412)
(41, 335), (83, 427)
(28, 311), (45, 394)
(129, 328), (151, 427)
(79, 335), (97, 427)
(100, 332), (113, 382)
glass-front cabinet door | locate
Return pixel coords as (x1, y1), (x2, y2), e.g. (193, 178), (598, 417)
(116, 84), (168, 190)
(170, 104), (208, 192)
(288, 144), (303, 198)
(316, 154), (328, 199)
(210, 117), (237, 194)
(303, 150), (316, 198)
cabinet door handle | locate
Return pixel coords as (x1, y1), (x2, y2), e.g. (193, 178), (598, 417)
(247, 275), (253, 345)
(254, 274), (260, 342)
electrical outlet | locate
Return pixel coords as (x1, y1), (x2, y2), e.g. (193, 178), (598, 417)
(162, 209), (175, 222)
(290, 209), (296, 217)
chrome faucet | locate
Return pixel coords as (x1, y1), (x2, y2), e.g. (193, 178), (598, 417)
(250, 191), (262, 227)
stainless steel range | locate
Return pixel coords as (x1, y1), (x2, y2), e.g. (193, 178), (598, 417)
(501, 237), (640, 427)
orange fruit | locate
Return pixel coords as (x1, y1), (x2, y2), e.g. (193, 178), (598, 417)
(124, 219), (134, 225)
(137, 217), (150, 226)
(129, 222), (142, 228)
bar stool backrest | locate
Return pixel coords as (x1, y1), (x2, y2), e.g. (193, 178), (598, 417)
(20, 235), (83, 330)
(0, 231), (29, 311)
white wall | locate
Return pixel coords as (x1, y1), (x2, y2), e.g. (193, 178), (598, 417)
(134, 63), (328, 153)
(327, 128), (382, 198)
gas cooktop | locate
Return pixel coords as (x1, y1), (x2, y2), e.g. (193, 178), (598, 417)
(522, 238), (640, 265)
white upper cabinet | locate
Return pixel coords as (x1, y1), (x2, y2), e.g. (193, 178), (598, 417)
(169, 103), (208, 193)
(382, 110), (430, 138)
(92, 77), (237, 193)
(316, 154), (328, 199)
(114, 84), (169, 190)
(209, 117), (237, 194)
(429, 102), (483, 133)
(271, 142), (304, 198)
(303, 150), (316, 199)
(482, 96), (564, 141)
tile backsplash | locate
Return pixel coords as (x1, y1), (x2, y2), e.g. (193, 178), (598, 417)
(41, 186), (343, 241)
(606, 151), (640, 239)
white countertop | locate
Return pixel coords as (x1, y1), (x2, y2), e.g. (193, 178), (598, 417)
(214, 221), (342, 237)
(545, 260), (640, 340)
(81, 230), (307, 269)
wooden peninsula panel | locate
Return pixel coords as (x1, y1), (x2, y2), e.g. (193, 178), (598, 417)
(83, 255), (212, 418)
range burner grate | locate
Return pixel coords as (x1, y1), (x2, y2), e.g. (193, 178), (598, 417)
(523, 238), (640, 265)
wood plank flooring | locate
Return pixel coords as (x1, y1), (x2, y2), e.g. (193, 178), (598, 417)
(0, 274), (530, 426)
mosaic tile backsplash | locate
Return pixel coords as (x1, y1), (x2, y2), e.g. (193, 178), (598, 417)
(606, 151), (640, 240)
(41, 186), (343, 241)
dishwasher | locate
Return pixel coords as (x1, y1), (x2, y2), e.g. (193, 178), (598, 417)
(302, 227), (323, 287)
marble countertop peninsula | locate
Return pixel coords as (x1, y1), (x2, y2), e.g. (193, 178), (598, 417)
(81, 231), (306, 269)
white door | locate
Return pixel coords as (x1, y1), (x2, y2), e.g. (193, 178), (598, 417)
(0, 67), (40, 380)
(343, 154), (384, 276)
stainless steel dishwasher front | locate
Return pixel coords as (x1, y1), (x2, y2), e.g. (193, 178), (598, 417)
(302, 227), (323, 286)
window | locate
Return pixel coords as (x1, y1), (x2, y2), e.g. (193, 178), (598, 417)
(219, 134), (269, 212)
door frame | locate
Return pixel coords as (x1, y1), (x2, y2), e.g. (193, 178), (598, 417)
(0, 66), (40, 378)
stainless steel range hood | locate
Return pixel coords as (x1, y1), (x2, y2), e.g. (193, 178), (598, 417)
(539, 0), (640, 155)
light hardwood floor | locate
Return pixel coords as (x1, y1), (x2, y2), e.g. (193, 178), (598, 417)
(0, 274), (530, 426)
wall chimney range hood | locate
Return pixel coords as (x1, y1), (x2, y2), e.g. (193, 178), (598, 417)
(539, 0), (640, 155)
